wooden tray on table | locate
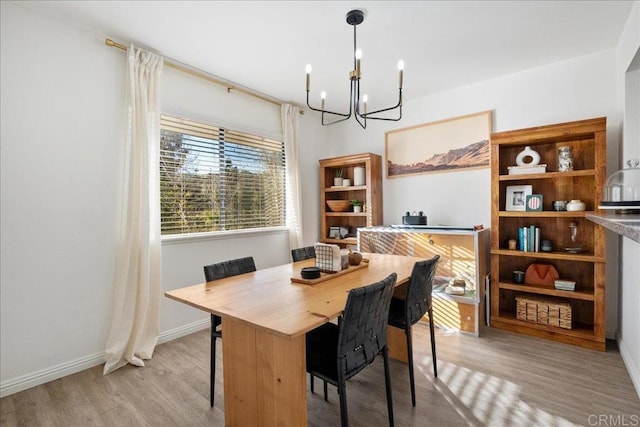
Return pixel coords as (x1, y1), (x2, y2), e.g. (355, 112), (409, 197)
(291, 260), (369, 285)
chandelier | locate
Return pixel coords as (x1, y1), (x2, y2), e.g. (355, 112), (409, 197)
(305, 9), (404, 129)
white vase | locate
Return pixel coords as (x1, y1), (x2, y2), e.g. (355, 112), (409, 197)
(353, 205), (362, 213)
(516, 146), (541, 166)
(353, 167), (366, 186)
(342, 179), (351, 187)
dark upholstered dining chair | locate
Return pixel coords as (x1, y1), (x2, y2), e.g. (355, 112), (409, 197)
(203, 256), (256, 407)
(387, 255), (440, 407)
(306, 273), (397, 427)
(291, 246), (316, 262)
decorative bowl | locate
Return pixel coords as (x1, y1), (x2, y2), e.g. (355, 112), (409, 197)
(301, 267), (321, 279)
(326, 200), (351, 212)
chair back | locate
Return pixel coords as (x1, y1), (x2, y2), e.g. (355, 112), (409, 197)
(204, 256), (256, 282)
(291, 246), (316, 262)
(338, 273), (397, 380)
(405, 255), (440, 325)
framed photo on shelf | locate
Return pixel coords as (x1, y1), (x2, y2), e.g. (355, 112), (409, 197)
(328, 226), (340, 239)
(506, 185), (532, 211)
(526, 194), (543, 211)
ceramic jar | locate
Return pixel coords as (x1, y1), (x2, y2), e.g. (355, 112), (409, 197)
(353, 166), (366, 186)
(566, 199), (586, 211)
(558, 146), (574, 172)
(553, 200), (568, 211)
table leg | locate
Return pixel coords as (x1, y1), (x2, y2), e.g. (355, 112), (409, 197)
(222, 317), (307, 426)
(387, 325), (409, 363)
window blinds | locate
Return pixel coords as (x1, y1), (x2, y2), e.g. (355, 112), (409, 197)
(160, 115), (285, 235)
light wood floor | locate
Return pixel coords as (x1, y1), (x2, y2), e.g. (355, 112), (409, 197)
(1, 325), (639, 426)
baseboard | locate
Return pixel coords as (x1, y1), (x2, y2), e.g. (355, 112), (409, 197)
(157, 317), (209, 344)
(0, 351), (105, 398)
(617, 332), (640, 398)
(0, 318), (209, 398)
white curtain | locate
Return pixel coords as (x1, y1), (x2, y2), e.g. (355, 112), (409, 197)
(282, 104), (303, 250)
(104, 45), (163, 375)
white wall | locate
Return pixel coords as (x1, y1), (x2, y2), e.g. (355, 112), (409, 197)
(0, 2), (324, 396)
(616, 0), (640, 397)
(1, 2), (123, 395)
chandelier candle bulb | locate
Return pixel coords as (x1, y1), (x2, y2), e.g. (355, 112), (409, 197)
(355, 49), (362, 78)
(305, 64), (312, 91)
(398, 60), (404, 88)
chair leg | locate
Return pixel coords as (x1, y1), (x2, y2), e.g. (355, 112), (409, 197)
(405, 325), (416, 407)
(337, 379), (348, 427)
(428, 307), (438, 378)
(382, 346), (395, 427)
(309, 374), (329, 401)
(210, 334), (216, 407)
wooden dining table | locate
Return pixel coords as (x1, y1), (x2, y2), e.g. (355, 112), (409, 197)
(164, 252), (422, 426)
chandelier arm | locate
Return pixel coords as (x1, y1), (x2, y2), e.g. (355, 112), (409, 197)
(353, 113), (367, 129)
(353, 80), (366, 129)
(359, 90), (403, 120)
(306, 91), (350, 118)
(321, 81), (356, 125)
(359, 104), (402, 119)
(360, 113), (402, 122)
(322, 113), (352, 126)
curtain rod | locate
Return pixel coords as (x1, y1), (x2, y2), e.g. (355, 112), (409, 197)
(105, 38), (303, 114)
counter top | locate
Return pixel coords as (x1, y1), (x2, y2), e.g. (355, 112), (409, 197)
(364, 225), (487, 235)
(585, 213), (640, 244)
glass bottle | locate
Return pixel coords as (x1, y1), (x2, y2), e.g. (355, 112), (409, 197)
(558, 146), (574, 172)
(565, 220), (584, 253)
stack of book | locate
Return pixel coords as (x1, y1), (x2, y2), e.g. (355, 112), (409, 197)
(518, 225), (540, 252)
(508, 164), (547, 175)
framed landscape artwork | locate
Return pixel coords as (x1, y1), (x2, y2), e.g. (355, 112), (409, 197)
(385, 110), (492, 178)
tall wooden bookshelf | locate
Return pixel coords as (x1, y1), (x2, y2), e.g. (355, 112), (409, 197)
(319, 153), (383, 247)
(490, 117), (607, 350)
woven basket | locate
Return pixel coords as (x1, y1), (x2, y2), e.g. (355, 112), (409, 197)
(516, 295), (572, 329)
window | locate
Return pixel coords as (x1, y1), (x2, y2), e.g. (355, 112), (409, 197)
(160, 114), (285, 236)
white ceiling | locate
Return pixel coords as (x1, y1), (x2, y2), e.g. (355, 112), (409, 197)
(15, 1), (634, 111)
